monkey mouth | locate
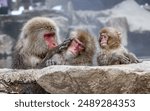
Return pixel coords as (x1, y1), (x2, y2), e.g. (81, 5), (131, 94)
(100, 42), (107, 46)
(100, 43), (108, 49)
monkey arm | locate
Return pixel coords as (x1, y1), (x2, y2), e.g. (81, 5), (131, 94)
(44, 38), (72, 61)
(97, 52), (130, 65)
(97, 53), (110, 66)
(46, 54), (65, 66)
(123, 52), (141, 63)
(37, 38), (72, 68)
(12, 51), (30, 69)
(111, 52), (140, 64)
(108, 53), (130, 65)
(71, 56), (93, 66)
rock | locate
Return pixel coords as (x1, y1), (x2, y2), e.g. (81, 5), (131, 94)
(0, 69), (48, 94)
(37, 61), (150, 94)
(108, 0), (150, 32)
(0, 61), (150, 94)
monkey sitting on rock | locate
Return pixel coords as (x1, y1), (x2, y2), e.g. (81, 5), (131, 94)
(97, 27), (140, 66)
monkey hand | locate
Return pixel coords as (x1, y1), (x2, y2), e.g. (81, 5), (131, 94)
(46, 54), (65, 66)
(124, 52), (141, 63)
(97, 53), (109, 66)
(111, 53), (130, 64)
(46, 59), (58, 65)
(58, 38), (73, 52)
(41, 38), (73, 63)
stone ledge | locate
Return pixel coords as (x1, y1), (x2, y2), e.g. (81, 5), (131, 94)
(0, 61), (150, 94)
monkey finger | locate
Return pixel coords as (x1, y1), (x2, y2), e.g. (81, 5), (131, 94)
(121, 57), (130, 64)
(58, 38), (73, 51)
(63, 38), (73, 44)
(61, 38), (73, 47)
(46, 59), (56, 66)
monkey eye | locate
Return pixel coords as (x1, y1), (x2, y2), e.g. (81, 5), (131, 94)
(74, 39), (85, 49)
(79, 44), (85, 50)
(100, 34), (107, 39)
(78, 42), (85, 48)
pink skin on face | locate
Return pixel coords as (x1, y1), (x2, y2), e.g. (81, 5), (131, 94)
(68, 38), (85, 56)
(44, 33), (57, 49)
(99, 33), (108, 46)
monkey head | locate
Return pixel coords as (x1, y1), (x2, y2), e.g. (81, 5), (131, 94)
(65, 29), (95, 60)
(21, 17), (58, 55)
(67, 37), (85, 57)
(99, 27), (121, 50)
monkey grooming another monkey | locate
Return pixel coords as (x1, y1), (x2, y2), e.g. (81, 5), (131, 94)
(46, 29), (96, 66)
(12, 17), (62, 69)
(97, 27), (140, 66)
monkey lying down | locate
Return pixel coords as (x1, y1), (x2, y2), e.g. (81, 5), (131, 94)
(97, 27), (140, 66)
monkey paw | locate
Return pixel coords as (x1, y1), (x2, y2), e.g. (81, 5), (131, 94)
(46, 59), (58, 66)
(58, 38), (73, 50)
(111, 53), (130, 64)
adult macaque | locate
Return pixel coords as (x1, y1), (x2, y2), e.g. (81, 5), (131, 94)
(97, 27), (140, 66)
(12, 17), (65, 69)
(46, 29), (96, 66)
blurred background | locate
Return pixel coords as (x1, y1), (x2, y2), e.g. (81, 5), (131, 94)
(0, 0), (150, 68)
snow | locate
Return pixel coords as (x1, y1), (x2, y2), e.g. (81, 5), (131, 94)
(52, 5), (63, 11)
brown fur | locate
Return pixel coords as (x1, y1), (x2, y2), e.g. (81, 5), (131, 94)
(100, 27), (121, 50)
(97, 27), (140, 66)
(46, 29), (96, 66)
(12, 17), (59, 69)
(70, 29), (95, 65)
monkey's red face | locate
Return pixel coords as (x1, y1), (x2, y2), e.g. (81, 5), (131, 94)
(67, 38), (85, 56)
(44, 32), (58, 49)
(99, 33), (108, 47)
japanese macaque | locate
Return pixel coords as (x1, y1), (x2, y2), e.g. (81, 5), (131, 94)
(46, 29), (96, 66)
(97, 27), (140, 66)
(12, 17), (60, 69)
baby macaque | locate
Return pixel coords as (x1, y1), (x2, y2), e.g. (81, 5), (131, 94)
(97, 27), (140, 66)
